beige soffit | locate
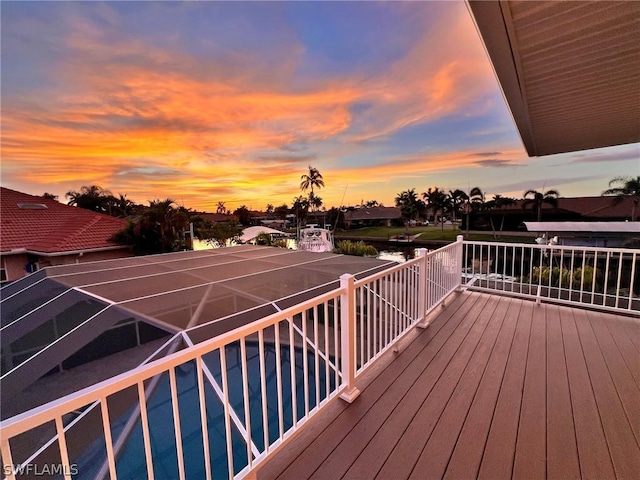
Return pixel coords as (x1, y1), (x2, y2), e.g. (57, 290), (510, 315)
(467, 1), (640, 156)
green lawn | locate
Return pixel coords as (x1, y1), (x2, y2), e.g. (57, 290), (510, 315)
(335, 226), (534, 243)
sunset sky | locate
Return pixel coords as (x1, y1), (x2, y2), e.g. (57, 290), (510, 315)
(2, 1), (638, 212)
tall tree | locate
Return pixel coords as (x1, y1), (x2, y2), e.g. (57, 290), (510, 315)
(523, 189), (559, 222)
(274, 204), (289, 220)
(448, 189), (469, 224)
(395, 189), (424, 238)
(112, 198), (189, 254)
(233, 205), (252, 226)
(265, 204), (274, 214)
(216, 201), (227, 215)
(423, 187), (451, 236)
(292, 196), (310, 227)
(65, 185), (115, 214)
(300, 166), (325, 196)
(486, 195), (516, 239)
(602, 175), (640, 221)
(41, 192), (58, 201)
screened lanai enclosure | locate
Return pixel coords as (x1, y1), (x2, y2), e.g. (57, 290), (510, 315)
(0, 245), (394, 479)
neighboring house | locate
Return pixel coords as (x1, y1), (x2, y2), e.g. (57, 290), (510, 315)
(469, 196), (639, 231)
(343, 206), (402, 229)
(0, 187), (131, 282)
(198, 212), (237, 224)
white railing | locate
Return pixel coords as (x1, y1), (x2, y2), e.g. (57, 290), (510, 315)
(350, 237), (464, 376)
(0, 239), (464, 480)
(463, 241), (639, 314)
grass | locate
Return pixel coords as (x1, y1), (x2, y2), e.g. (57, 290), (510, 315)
(335, 226), (535, 243)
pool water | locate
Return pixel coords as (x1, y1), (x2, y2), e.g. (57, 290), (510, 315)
(73, 342), (337, 479)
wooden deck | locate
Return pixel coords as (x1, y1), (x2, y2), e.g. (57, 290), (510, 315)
(258, 291), (640, 480)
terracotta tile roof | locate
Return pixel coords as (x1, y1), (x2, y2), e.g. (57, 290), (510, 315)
(1, 187), (128, 254)
(344, 206), (401, 222)
(198, 212), (237, 223)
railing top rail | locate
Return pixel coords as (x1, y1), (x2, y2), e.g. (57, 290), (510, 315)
(462, 240), (639, 255)
(0, 286), (344, 438)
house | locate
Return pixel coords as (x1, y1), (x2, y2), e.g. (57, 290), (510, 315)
(469, 196), (639, 232)
(343, 206), (402, 228)
(197, 212), (237, 224)
(0, 187), (131, 282)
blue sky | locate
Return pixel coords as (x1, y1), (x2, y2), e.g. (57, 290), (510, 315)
(1, 1), (637, 211)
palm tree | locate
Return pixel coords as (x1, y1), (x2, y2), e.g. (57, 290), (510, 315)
(65, 185), (115, 214)
(486, 195), (517, 239)
(423, 187), (451, 236)
(395, 189), (423, 238)
(300, 166), (325, 196)
(41, 192), (58, 201)
(602, 175), (640, 221)
(448, 189), (469, 224)
(522, 189), (560, 222)
(469, 186), (485, 211)
(216, 201), (227, 215)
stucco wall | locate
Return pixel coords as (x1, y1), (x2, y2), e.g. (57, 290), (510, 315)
(1, 248), (133, 282)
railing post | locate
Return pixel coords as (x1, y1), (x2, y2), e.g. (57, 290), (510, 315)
(339, 274), (360, 403)
(456, 235), (465, 291)
(416, 249), (429, 329)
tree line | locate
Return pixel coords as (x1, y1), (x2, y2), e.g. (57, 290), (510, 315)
(44, 174), (638, 253)
(394, 175), (639, 238)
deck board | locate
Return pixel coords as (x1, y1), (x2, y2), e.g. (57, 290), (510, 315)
(586, 310), (640, 444)
(573, 309), (640, 479)
(258, 293), (640, 480)
(545, 304), (581, 479)
(442, 298), (522, 480)
(513, 300), (547, 480)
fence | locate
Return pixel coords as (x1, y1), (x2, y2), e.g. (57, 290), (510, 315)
(0, 239), (464, 480)
(463, 241), (639, 314)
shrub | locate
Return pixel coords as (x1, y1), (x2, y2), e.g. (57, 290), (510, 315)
(333, 240), (378, 257)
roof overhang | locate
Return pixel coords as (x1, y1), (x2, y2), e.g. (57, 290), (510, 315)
(467, 1), (640, 156)
(0, 245), (129, 257)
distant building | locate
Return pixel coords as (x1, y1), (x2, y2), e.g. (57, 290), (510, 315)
(0, 187), (131, 282)
(468, 196), (639, 232)
(343, 206), (402, 229)
(198, 212), (237, 224)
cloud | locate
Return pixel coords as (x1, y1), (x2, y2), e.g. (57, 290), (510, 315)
(468, 152), (502, 157)
(474, 159), (523, 168)
(567, 147), (640, 164)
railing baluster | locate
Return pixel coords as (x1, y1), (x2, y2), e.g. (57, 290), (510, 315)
(288, 316), (298, 427)
(1, 438), (15, 480)
(324, 302), (330, 403)
(603, 251), (611, 306)
(615, 253), (623, 309)
(591, 250), (598, 305)
(258, 330), (269, 453)
(274, 322), (284, 438)
(169, 367), (186, 480)
(219, 347), (234, 479)
(239, 338), (253, 466)
(138, 387), (156, 479)
(195, 358), (212, 480)
(314, 305), (321, 408)
(333, 300), (340, 391)
(54, 416), (73, 480)
(628, 252), (637, 311)
(99, 396), (118, 480)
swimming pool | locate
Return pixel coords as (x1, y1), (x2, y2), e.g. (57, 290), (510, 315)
(71, 341), (337, 479)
